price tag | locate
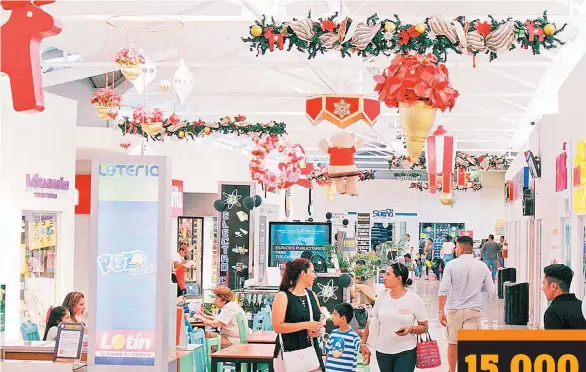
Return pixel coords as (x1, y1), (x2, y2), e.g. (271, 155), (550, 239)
(458, 330), (586, 371)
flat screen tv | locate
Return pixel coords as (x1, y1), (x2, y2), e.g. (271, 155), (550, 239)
(268, 222), (331, 267)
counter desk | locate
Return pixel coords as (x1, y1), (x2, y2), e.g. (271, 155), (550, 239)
(0, 341), (201, 372)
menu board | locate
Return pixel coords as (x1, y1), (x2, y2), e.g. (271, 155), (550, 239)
(356, 213), (371, 254)
(218, 183), (252, 288)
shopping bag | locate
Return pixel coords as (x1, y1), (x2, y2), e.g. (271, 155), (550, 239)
(416, 332), (441, 369)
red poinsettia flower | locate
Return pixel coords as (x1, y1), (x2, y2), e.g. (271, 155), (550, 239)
(321, 19), (337, 33)
(373, 53), (459, 112)
(397, 26), (420, 45)
(475, 21), (492, 37)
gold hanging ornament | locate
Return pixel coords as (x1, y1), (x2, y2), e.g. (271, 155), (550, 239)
(384, 22), (397, 32)
(414, 23), (426, 33)
(250, 25), (263, 37)
(159, 78), (171, 92)
(543, 24), (556, 35)
(439, 193), (454, 206)
(398, 101), (437, 159)
(121, 66), (141, 81)
(178, 130), (185, 138)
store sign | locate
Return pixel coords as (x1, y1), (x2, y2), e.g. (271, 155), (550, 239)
(25, 173), (70, 199)
(171, 179), (183, 217)
(94, 162), (159, 366)
(356, 213), (371, 254)
(373, 209), (394, 218)
(459, 230), (473, 238)
(573, 141), (586, 214)
(218, 183), (253, 288)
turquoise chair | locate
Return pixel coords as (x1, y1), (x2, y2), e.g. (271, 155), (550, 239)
(21, 321), (40, 341)
(189, 328), (207, 372)
(206, 335), (222, 372)
(236, 313), (270, 372)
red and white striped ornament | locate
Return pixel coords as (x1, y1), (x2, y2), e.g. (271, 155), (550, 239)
(425, 126), (457, 194)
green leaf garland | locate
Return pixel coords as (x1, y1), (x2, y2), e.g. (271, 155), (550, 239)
(388, 153), (510, 171)
(410, 181), (484, 192)
(243, 11), (566, 63)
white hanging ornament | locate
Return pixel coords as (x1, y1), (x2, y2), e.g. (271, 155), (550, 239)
(131, 55), (157, 94)
(173, 59), (194, 105)
(159, 78), (171, 92)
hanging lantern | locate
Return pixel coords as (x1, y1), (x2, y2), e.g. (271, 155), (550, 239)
(425, 125), (456, 194)
(306, 95), (380, 129)
(131, 55), (157, 94)
(173, 59), (194, 105)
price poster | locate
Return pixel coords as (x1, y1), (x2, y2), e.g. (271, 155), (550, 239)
(458, 330), (586, 372)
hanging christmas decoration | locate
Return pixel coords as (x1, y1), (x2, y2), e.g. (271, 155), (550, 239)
(131, 55), (157, 94)
(409, 181), (483, 192)
(388, 153), (510, 171)
(118, 113), (287, 140)
(249, 135), (311, 191)
(319, 132), (363, 196)
(374, 53), (459, 159)
(122, 106), (165, 137)
(306, 95), (380, 129)
(173, 59), (194, 105)
(159, 78), (171, 92)
(89, 87), (122, 120)
(115, 47), (145, 81)
(425, 126), (456, 194)
(439, 192), (454, 206)
(242, 12), (566, 64)
(308, 167), (376, 186)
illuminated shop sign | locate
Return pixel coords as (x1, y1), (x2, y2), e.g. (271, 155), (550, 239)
(98, 164), (159, 177)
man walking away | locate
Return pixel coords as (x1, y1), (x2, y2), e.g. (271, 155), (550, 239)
(481, 235), (500, 280)
(542, 264), (586, 329)
(438, 236), (495, 372)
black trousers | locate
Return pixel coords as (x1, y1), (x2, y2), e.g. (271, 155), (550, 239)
(376, 348), (417, 372)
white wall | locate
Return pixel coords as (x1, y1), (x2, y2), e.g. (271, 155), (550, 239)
(505, 51), (586, 327)
(0, 79), (77, 340)
(292, 172), (505, 241)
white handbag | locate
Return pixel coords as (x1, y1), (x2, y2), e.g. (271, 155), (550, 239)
(273, 290), (321, 372)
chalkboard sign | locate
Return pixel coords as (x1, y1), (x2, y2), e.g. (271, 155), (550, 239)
(312, 273), (345, 313)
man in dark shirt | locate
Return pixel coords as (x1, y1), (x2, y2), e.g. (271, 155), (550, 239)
(481, 235), (500, 280)
(542, 264), (586, 329)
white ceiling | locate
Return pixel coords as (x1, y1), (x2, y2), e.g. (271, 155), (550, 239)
(19, 0), (586, 168)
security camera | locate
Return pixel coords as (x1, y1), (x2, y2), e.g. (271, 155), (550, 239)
(530, 121), (536, 126)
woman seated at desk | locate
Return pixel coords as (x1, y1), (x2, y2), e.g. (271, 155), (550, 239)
(193, 286), (247, 348)
(342, 271), (376, 305)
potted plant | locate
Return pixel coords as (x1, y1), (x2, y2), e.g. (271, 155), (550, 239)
(374, 53), (459, 159)
(115, 47), (146, 81)
(90, 87), (122, 120)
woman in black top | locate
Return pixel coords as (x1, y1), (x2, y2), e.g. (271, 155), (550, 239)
(272, 258), (324, 371)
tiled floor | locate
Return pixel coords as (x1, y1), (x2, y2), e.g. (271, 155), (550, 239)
(363, 278), (530, 372)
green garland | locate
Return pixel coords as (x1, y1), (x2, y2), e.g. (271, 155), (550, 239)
(243, 11), (565, 63)
(118, 115), (287, 140)
(409, 181), (483, 192)
(388, 153), (510, 171)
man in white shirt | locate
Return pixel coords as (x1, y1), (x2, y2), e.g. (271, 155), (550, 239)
(438, 236), (495, 372)
(441, 236), (456, 264)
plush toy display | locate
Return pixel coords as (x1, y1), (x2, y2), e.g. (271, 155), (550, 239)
(319, 131), (363, 195)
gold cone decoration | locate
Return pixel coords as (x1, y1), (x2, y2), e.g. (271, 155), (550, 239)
(95, 106), (112, 120)
(399, 101), (437, 159)
(439, 192), (454, 206)
(120, 66), (142, 81)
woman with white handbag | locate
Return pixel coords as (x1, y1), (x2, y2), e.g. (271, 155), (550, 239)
(272, 258), (325, 372)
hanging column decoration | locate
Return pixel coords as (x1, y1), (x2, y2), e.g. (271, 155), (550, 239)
(306, 95), (381, 129)
(425, 126), (456, 201)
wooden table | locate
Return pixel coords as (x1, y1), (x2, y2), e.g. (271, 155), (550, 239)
(245, 331), (277, 344)
(211, 343), (274, 372)
(0, 341), (87, 362)
(188, 318), (206, 328)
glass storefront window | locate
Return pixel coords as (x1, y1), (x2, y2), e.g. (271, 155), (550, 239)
(563, 219), (572, 268)
(20, 211), (58, 334)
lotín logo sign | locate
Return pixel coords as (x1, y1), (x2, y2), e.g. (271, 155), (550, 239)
(97, 250), (155, 276)
(99, 164), (159, 177)
(373, 209), (394, 218)
(99, 331), (153, 352)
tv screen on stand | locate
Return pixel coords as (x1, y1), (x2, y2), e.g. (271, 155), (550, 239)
(268, 222), (331, 267)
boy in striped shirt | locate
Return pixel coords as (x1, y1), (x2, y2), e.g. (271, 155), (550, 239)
(324, 303), (361, 372)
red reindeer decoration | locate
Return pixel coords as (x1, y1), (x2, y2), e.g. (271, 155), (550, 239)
(0, 0), (62, 112)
